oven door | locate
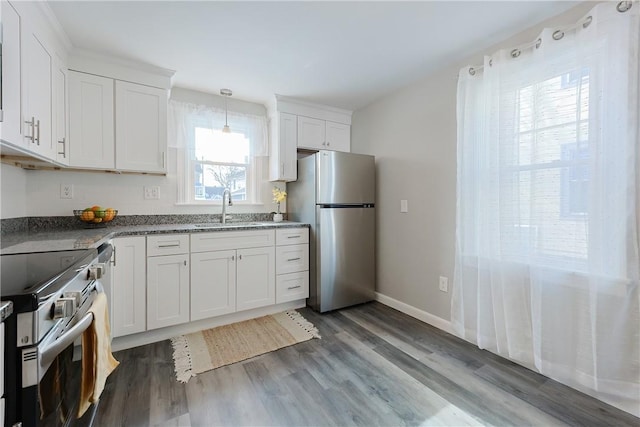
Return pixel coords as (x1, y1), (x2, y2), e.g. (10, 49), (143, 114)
(20, 292), (99, 427)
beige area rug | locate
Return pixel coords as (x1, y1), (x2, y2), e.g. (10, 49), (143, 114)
(170, 310), (321, 383)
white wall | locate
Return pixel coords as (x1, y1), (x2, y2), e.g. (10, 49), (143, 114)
(351, 2), (596, 322)
(0, 164), (28, 219)
(23, 88), (284, 217)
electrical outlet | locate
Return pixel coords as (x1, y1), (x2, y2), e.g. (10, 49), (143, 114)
(60, 184), (73, 199)
(400, 199), (408, 213)
(144, 186), (160, 200)
(439, 276), (449, 292)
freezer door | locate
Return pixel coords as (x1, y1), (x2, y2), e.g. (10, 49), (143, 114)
(317, 206), (375, 312)
(316, 151), (375, 204)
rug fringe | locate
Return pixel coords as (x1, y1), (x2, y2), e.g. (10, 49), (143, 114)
(285, 310), (322, 339)
(170, 334), (195, 383)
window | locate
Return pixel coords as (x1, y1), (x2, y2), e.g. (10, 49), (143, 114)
(192, 127), (251, 202)
(505, 68), (590, 263)
(169, 100), (268, 205)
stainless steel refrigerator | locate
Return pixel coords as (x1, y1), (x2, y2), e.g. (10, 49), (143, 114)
(288, 150), (375, 312)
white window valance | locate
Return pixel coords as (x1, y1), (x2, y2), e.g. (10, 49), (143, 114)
(168, 100), (268, 157)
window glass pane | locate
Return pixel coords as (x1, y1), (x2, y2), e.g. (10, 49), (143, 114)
(194, 163), (247, 201)
(194, 128), (250, 163)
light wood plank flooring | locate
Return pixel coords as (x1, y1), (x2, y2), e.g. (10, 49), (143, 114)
(95, 302), (639, 426)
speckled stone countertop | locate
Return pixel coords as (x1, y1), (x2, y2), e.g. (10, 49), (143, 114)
(0, 221), (309, 255)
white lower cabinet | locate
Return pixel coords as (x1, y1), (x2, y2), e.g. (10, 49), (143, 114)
(147, 254), (190, 330)
(236, 247), (276, 311)
(275, 228), (310, 304)
(111, 236), (146, 338)
(190, 249), (236, 321)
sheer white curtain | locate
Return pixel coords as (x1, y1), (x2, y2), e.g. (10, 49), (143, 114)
(453, 2), (639, 415)
(167, 100), (268, 203)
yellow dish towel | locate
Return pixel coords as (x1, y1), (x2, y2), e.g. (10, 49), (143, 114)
(78, 292), (120, 417)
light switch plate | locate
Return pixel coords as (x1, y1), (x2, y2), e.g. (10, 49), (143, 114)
(400, 199), (408, 213)
(439, 276), (449, 292)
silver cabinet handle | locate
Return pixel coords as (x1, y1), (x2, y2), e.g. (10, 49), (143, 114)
(35, 120), (40, 145)
(111, 246), (117, 267)
(183, 260), (187, 266)
(231, 255), (235, 261)
(287, 285), (301, 290)
(239, 254), (242, 260)
(157, 243), (180, 248)
(287, 235), (301, 239)
(58, 137), (66, 158)
(24, 117), (35, 142)
(287, 257), (301, 262)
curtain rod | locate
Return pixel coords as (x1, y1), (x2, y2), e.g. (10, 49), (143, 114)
(467, 1), (634, 76)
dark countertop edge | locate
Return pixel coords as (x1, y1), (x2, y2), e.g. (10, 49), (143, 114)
(0, 301), (13, 322)
(0, 222), (310, 254)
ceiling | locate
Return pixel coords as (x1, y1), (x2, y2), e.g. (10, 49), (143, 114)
(49, 1), (581, 111)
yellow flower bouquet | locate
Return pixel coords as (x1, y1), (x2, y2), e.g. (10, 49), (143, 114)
(272, 187), (287, 214)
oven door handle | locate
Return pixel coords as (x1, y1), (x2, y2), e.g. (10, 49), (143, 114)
(40, 312), (94, 370)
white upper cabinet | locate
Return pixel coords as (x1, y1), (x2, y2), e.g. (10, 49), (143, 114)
(115, 81), (167, 173)
(1, 1), (70, 166)
(68, 71), (115, 169)
(67, 72), (168, 173)
(297, 116), (325, 151)
(298, 116), (350, 152)
(324, 120), (351, 152)
(1, 1), (23, 147)
(269, 112), (297, 182)
(53, 56), (69, 165)
(21, 23), (54, 160)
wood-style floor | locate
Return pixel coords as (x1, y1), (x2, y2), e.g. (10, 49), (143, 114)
(95, 302), (639, 427)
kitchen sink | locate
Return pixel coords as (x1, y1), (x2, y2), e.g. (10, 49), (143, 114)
(192, 222), (266, 228)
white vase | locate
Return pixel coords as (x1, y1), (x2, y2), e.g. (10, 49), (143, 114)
(273, 213), (283, 222)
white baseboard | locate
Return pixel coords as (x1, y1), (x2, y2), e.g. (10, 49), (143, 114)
(375, 292), (455, 335)
(111, 299), (306, 352)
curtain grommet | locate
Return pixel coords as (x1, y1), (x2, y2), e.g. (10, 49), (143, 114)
(583, 16), (593, 28)
(552, 30), (565, 40)
(535, 38), (542, 49)
(511, 49), (521, 58)
(489, 59), (493, 67)
(617, 1), (632, 13)
(469, 67), (476, 76)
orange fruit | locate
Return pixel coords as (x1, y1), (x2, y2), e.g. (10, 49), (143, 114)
(80, 210), (94, 222)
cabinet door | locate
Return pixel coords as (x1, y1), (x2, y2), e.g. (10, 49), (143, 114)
(68, 71), (115, 169)
(297, 115), (325, 150)
(269, 112), (297, 181)
(1, 1), (23, 146)
(111, 236), (146, 337)
(22, 26), (54, 159)
(325, 121), (350, 152)
(53, 59), (69, 165)
(236, 246), (275, 311)
(147, 254), (189, 330)
(115, 81), (167, 173)
(190, 250), (236, 321)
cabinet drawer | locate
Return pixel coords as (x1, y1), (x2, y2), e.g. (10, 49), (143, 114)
(147, 234), (189, 256)
(276, 271), (309, 304)
(191, 230), (275, 253)
(276, 244), (309, 274)
(276, 228), (309, 245)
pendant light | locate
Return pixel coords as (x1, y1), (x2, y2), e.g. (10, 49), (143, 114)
(220, 88), (232, 133)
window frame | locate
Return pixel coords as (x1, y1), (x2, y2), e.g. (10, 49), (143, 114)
(184, 116), (261, 205)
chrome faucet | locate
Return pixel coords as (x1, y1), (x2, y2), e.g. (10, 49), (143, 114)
(221, 188), (233, 224)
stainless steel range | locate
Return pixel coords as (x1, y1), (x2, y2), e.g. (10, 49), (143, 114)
(1, 243), (113, 427)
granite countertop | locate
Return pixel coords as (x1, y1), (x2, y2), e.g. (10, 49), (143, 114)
(0, 221), (309, 255)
